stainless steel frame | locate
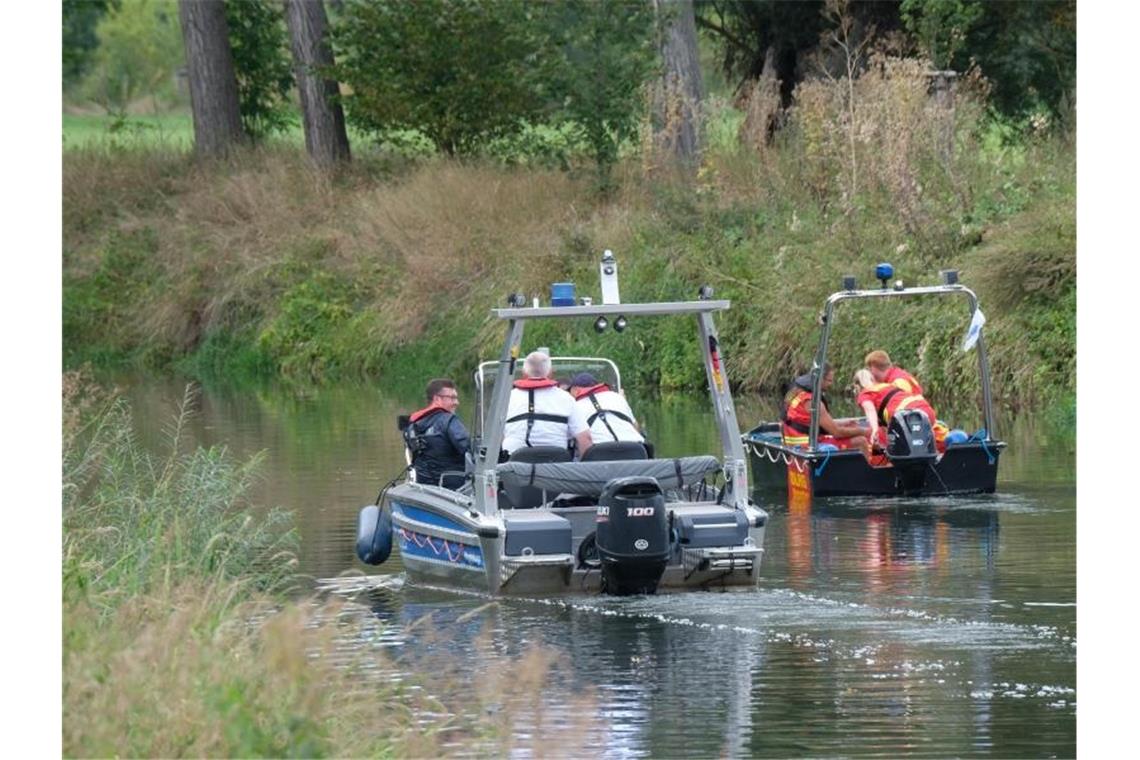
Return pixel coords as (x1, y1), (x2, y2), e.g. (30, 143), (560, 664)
(472, 300), (750, 515)
(806, 283), (996, 451)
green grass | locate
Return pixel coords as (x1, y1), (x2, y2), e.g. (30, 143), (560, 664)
(63, 111), (197, 149)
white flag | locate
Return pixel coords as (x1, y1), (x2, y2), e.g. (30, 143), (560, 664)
(962, 307), (986, 351)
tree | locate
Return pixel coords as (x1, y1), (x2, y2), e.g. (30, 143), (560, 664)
(226, 0), (295, 142)
(63, 0), (119, 87)
(283, 0), (350, 165)
(956, 0), (1075, 118)
(653, 0), (705, 166)
(81, 0), (184, 113)
(332, 0), (543, 156)
(178, 0), (244, 158)
(899, 0), (981, 71)
(542, 1), (658, 190)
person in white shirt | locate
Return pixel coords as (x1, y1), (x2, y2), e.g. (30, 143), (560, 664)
(567, 372), (644, 455)
(501, 352), (585, 455)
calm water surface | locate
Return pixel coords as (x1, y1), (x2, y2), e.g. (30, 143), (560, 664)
(124, 376), (1076, 757)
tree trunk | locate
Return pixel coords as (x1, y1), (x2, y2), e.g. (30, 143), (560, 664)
(178, 0), (244, 159)
(653, 0), (704, 166)
(284, 0), (351, 167)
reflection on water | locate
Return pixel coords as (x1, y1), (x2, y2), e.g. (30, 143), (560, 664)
(120, 375), (1076, 757)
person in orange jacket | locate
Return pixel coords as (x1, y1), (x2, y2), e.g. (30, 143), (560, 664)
(864, 349), (924, 395)
(853, 368), (938, 448)
(782, 364), (867, 450)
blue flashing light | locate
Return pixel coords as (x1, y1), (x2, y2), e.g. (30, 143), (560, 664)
(875, 262), (894, 281)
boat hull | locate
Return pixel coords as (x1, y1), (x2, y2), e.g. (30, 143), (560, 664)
(745, 433), (1002, 499)
(383, 483), (767, 595)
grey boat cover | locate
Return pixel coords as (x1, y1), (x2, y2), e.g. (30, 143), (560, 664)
(495, 455), (722, 498)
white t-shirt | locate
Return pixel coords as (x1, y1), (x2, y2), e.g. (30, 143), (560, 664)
(569, 388), (643, 444)
(502, 386), (584, 454)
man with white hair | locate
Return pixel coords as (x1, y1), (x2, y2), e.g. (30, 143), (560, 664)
(501, 351), (586, 455)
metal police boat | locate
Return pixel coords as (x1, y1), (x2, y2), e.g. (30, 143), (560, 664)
(357, 255), (768, 595)
(743, 265), (1005, 500)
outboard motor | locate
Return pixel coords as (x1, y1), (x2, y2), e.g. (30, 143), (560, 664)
(355, 504), (393, 565)
(886, 409), (937, 494)
(596, 477), (669, 595)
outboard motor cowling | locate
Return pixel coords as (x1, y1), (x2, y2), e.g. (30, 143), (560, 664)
(596, 476), (669, 595)
(886, 409), (937, 493)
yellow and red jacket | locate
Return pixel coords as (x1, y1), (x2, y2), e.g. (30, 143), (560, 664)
(882, 367), (924, 396)
(857, 381), (936, 428)
(782, 384), (822, 447)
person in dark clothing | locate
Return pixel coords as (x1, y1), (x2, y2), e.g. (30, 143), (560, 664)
(404, 378), (471, 489)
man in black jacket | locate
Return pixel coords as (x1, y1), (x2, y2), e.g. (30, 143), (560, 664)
(404, 378), (470, 489)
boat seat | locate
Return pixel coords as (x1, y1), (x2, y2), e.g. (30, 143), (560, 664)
(581, 441), (648, 462)
(502, 446), (572, 509)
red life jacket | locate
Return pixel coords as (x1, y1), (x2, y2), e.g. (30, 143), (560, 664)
(512, 377), (559, 390)
(574, 384), (639, 441)
(572, 383), (610, 398)
(858, 382), (935, 426)
(409, 403), (449, 423)
(507, 377), (566, 447)
(883, 367), (923, 395)
(781, 387), (814, 447)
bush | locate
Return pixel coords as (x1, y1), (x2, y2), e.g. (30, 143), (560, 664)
(79, 0), (184, 113)
(225, 0), (296, 141)
(332, 0), (545, 156)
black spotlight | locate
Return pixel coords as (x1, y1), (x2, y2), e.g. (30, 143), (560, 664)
(697, 285), (714, 300)
(941, 269), (959, 285)
(613, 315), (628, 332)
(842, 275), (857, 291)
(594, 316), (609, 333)
(507, 292), (526, 307)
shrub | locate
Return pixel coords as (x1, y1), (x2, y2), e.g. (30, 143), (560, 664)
(225, 0), (296, 141)
(332, 0), (545, 156)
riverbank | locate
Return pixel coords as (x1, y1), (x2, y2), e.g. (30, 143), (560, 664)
(63, 77), (1074, 414)
(62, 373), (596, 756)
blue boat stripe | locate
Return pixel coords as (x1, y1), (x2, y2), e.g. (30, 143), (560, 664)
(392, 502), (476, 533)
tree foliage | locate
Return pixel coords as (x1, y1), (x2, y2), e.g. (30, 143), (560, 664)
(541, 1), (658, 188)
(899, 0), (982, 70)
(697, 0), (1075, 119)
(224, 0), (295, 141)
(63, 0), (119, 87)
(956, 0), (1076, 118)
(332, 0), (545, 156)
(81, 0), (184, 112)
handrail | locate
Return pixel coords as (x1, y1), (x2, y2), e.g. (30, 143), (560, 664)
(807, 283), (996, 450)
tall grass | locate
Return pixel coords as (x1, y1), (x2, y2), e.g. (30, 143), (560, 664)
(62, 373), (603, 756)
(62, 54), (1075, 409)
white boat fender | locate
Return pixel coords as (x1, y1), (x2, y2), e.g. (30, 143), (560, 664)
(355, 504), (393, 565)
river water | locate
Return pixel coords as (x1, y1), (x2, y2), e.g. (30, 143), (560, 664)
(123, 376), (1076, 757)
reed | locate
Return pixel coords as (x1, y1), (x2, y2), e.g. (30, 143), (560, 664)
(62, 373), (603, 757)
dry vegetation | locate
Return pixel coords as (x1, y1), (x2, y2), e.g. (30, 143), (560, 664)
(63, 53), (1075, 407)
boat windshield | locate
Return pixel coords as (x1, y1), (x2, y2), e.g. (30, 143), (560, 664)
(473, 356), (621, 441)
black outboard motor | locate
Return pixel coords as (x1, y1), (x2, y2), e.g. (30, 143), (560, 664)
(886, 408), (937, 494)
(596, 476), (670, 595)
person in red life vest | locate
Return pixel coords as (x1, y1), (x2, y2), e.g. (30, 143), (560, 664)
(502, 351), (585, 455)
(567, 372), (644, 455)
(853, 368), (937, 448)
(864, 349), (924, 395)
(781, 364), (868, 450)
(404, 378), (470, 489)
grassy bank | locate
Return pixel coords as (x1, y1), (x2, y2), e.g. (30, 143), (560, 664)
(63, 62), (1075, 412)
(62, 373), (599, 756)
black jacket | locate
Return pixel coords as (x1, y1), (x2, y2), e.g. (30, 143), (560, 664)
(407, 410), (470, 489)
